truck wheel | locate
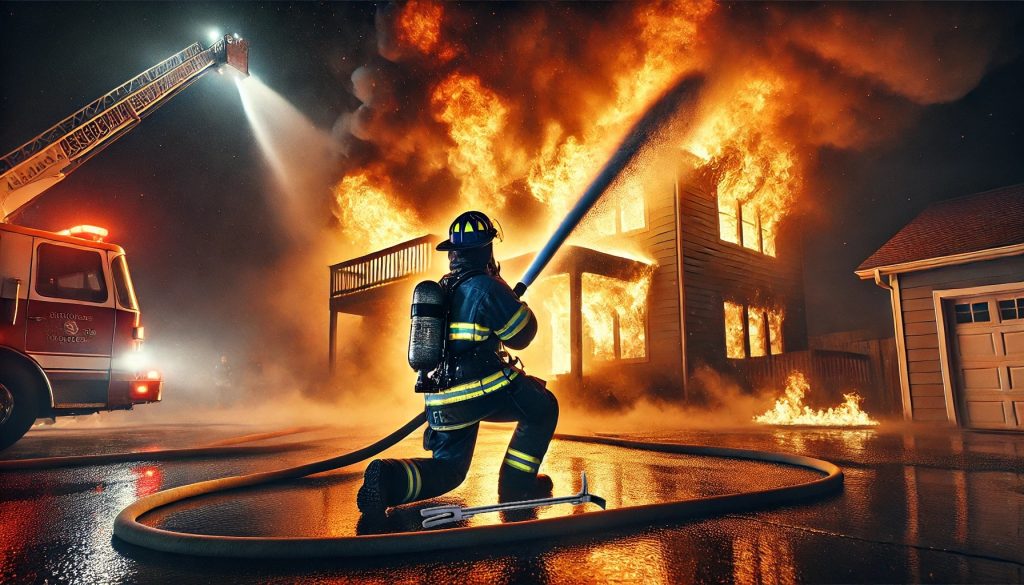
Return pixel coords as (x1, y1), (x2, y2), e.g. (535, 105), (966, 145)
(0, 371), (39, 451)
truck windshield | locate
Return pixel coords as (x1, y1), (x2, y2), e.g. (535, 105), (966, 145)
(35, 243), (108, 303)
(111, 255), (139, 311)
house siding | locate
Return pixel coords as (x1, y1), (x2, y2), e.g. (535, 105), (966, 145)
(621, 178), (684, 396)
(677, 175), (807, 389)
(898, 254), (1024, 422)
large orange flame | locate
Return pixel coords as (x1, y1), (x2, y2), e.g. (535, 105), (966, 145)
(688, 77), (801, 257)
(332, 171), (422, 252)
(754, 371), (879, 426)
(430, 73), (511, 210)
(582, 270), (653, 364)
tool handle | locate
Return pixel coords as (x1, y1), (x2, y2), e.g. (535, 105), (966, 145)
(512, 282), (527, 299)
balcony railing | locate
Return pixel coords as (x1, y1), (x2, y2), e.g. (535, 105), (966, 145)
(330, 234), (442, 298)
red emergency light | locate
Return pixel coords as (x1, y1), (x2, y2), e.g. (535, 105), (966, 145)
(57, 225), (109, 242)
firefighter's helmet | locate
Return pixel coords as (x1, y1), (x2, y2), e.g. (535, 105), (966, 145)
(436, 211), (501, 251)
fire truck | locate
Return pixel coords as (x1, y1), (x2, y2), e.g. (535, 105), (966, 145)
(0, 35), (249, 449)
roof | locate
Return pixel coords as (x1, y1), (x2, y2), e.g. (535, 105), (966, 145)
(856, 183), (1024, 276)
(0, 222), (126, 254)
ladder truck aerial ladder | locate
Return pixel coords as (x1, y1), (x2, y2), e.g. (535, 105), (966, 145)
(0, 35), (249, 450)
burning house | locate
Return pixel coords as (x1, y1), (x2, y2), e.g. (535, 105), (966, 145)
(319, 1), (981, 416)
(329, 156), (875, 409)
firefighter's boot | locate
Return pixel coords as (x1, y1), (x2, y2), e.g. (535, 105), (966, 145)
(357, 459), (403, 516)
(498, 473), (554, 502)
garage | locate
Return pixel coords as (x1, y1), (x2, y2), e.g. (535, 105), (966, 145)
(948, 291), (1024, 429)
(856, 183), (1024, 429)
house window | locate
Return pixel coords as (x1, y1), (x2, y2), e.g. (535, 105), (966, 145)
(741, 201), (760, 253)
(724, 301), (746, 358)
(767, 308), (784, 354)
(954, 302), (991, 324)
(998, 298), (1024, 321)
(724, 301), (785, 359)
(762, 222), (777, 257)
(582, 272), (649, 363)
(748, 308), (767, 357)
(718, 198), (776, 257)
(719, 200), (740, 246)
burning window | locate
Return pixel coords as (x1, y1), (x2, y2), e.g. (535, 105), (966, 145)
(767, 308), (784, 354)
(718, 200), (740, 246)
(748, 308), (767, 357)
(717, 198), (776, 258)
(511, 270), (650, 377)
(741, 201), (760, 252)
(724, 301), (745, 359)
(761, 221), (777, 257)
(582, 272), (649, 363)
(724, 301), (784, 359)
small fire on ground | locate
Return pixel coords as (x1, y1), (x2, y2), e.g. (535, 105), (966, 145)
(754, 371), (878, 427)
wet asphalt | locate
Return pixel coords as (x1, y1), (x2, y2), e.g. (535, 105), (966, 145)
(1, 419), (1022, 584)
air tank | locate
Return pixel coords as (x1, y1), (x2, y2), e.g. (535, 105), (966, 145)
(408, 281), (446, 389)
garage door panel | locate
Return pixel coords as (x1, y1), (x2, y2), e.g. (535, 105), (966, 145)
(949, 290), (1024, 431)
(962, 367), (1001, 390)
(965, 401), (1006, 424)
(1004, 331), (1024, 354)
(1011, 367), (1024, 390)
(957, 333), (996, 357)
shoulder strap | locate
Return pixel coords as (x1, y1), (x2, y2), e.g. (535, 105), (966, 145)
(440, 269), (485, 294)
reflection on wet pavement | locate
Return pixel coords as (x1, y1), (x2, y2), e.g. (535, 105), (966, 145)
(1, 421), (1022, 583)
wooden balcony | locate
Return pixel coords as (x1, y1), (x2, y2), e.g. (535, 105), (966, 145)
(329, 234), (443, 315)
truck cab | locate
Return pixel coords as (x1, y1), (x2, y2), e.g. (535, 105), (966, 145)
(0, 223), (162, 449)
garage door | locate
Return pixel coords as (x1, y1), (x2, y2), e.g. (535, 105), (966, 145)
(950, 291), (1024, 430)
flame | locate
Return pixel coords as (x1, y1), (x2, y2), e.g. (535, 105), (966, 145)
(430, 73), (512, 210)
(724, 301), (745, 359)
(767, 308), (784, 354)
(396, 0), (458, 61)
(526, 268), (652, 376)
(340, 2), (719, 243)
(754, 371), (879, 426)
(525, 2), (712, 224)
(688, 77), (801, 257)
(748, 307), (767, 357)
(332, 171), (423, 252)
(539, 274), (571, 375)
(582, 270), (652, 364)
(397, 0), (443, 55)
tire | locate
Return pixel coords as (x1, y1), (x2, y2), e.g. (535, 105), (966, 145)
(0, 369), (40, 451)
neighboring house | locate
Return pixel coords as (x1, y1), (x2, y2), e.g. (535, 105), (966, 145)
(330, 159), (872, 407)
(857, 183), (1024, 430)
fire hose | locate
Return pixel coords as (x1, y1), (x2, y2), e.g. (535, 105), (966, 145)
(0, 426), (322, 471)
(109, 412), (843, 557)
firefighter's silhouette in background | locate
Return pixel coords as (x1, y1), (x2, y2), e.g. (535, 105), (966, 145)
(214, 355), (233, 391)
(357, 211), (559, 516)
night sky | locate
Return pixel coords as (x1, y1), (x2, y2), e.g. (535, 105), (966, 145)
(2, 3), (1023, 385)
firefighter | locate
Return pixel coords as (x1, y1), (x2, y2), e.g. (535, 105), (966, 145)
(357, 211), (559, 516)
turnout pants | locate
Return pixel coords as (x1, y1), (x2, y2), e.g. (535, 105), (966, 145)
(377, 375), (558, 507)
